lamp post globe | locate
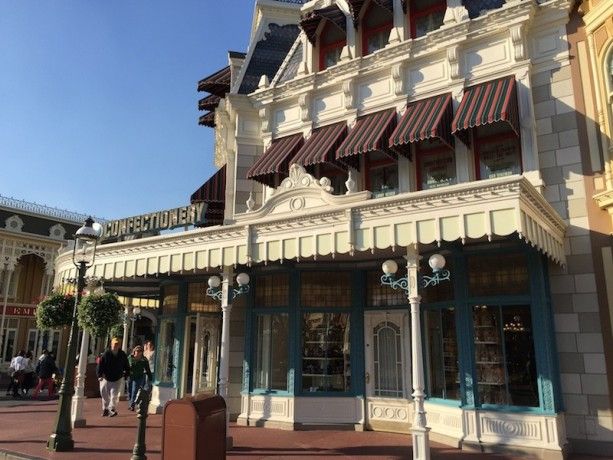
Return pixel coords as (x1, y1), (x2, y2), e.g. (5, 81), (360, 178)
(428, 254), (446, 273)
(236, 272), (250, 286)
(382, 259), (398, 276)
(208, 275), (221, 289)
(48, 217), (100, 452)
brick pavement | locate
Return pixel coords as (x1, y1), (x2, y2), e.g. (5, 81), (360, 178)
(0, 398), (610, 460)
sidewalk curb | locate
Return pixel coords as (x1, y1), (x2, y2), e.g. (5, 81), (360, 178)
(0, 449), (46, 460)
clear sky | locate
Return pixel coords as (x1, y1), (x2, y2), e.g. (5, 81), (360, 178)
(0, 1), (253, 220)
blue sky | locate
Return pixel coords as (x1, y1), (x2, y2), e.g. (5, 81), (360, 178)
(0, 1), (253, 219)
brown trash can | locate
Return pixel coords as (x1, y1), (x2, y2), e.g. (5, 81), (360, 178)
(162, 393), (226, 460)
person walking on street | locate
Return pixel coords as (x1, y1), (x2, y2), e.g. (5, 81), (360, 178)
(127, 345), (152, 411)
(97, 337), (130, 417)
(6, 351), (26, 397)
(32, 349), (57, 399)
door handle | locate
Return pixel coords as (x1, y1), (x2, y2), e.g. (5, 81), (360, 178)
(365, 372), (370, 384)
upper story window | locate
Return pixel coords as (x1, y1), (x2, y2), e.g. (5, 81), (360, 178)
(417, 138), (457, 190)
(366, 152), (399, 197)
(410, 0), (446, 39)
(362, 2), (393, 55)
(319, 21), (346, 70)
(475, 123), (521, 180)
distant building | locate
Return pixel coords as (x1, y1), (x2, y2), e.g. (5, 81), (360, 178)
(54, 0), (613, 457)
(0, 195), (86, 368)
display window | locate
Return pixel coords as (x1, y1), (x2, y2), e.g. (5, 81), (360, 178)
(424, 307), (460, 400)
(410, 0), (446, 39)
(161, 285), (179, 315)
(416, 139), (456, 190)
(301, 312), (351, 393)
(188, 282), (219, 313)
(472, 305), (538, 407)
(253, 314), (289, 391)
(157, 319), (176, 385)
(361, 2), (393, 56)
(319, 21), (346, 70)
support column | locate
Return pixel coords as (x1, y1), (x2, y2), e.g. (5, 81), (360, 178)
(119, 300), (132, 399)
(192, 313), (201, 396)
(71, 329), (89, 427)
(0, 263), (15, 363)
(218, 267), (234, 447)
(406, 247), (430, 460)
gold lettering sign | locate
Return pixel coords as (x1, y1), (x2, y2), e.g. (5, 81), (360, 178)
(102, 202), (207, 240)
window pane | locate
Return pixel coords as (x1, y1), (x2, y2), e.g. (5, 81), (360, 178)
(302, 313), (350, 392)
(425, 308), (459, 399)
(162, 285), (179, 315)
(473, 305), (538, 407)
(502, 307), (538, 407)
(301, 272), (351, 308)
(373, 321), (403, 397)
(254, 274), (290, 308)
(467, 253), (529, 297)
(158, 319), (176, 384)
(366, 29), (390, 54)
(324, 46), (343, 68)
(188, 282), (220, 313)
(366, 271), (407, 307)
(418, 146), (457, 190)
(478, 136), (521, 179)
(369, 164), (398, 197)
(253, 314), (289, 391)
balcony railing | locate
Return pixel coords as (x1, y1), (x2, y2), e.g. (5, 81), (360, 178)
(0, 194), (105, 224)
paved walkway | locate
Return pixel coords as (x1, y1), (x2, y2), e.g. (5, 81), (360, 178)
(0, 398), (609, 460)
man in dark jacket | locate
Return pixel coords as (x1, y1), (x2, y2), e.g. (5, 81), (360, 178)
(96, 337), (130, 417)
(32, 349), (57, 399)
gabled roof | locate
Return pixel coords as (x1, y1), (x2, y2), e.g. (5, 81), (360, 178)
(197, 66), (231, 97)
(238, 23), (300, 95)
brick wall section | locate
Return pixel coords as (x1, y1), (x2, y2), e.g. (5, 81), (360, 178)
(533, 64), (613, 443)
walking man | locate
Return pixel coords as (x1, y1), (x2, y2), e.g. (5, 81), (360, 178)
(97, 337), (130, 417)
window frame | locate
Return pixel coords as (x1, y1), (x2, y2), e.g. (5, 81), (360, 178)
(409, 0), (446, 39)
(415, 142), (456, 191)
(474, 129), (522, 180)
(318, 22), (346, 71)
(361, 3), (393, 56)
(365, 155), (399, 197)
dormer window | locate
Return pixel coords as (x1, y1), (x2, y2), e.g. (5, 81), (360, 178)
(319, 21), (346, 70)
(410, 0), (446, 39)
(362, 2), (393, 56)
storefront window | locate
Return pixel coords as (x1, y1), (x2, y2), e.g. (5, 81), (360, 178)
(158, 319), (176, 384)
(366, 271), (407, 307)
(473, 305), (538, 407)
(425, 308), (459, 400)
(302, 313), (350, 392)
(253, 314), (289, 391)
(162, 285), (179, 315)
(254, 273), (289, 307)
(188, 282), (219, 313)
(301, 272), (351, 308)
(467, 252), (529, 297)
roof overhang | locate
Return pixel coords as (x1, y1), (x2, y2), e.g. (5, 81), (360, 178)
(55, 168), (567, 282)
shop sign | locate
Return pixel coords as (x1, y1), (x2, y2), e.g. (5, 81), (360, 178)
(6, 305), (36, 317)
(102, 202), (207, 240)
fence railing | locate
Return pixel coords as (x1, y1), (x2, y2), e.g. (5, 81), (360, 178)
(0, 194), (104, 224)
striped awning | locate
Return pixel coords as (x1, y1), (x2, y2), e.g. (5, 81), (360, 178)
(451, 76), (520, 142)
(191, 166), (226, 227)
(247, 134), (304, 187)
(197, 66), (231, 97)
(300, 5), (347, 45)
(336, 109), (397, 168)
(389, 93), (454, 156)
(292, 122), (347, 168)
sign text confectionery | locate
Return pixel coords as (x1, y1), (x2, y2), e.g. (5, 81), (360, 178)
(102, 202), (207, 240)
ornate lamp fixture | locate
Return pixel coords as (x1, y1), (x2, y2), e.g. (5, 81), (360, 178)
(206, 273), (250, 301)
(381, 254), (451, 291)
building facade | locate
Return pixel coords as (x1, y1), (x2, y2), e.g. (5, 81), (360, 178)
(54, 0), (613, 457)
(0, 195), (86, 371)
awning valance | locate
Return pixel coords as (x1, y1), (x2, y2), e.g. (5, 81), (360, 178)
(55, 174), (567, 284)
(336, 108), (397, 168)
(389, 93), (454, 156)
(451, 76), (519, 142)
(292, 122), (347, 168)
(247, 134), (304, 187)
(300, 5), (347, 45)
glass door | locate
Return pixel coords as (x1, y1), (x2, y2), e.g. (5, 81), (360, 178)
(193, 315), (220, 394)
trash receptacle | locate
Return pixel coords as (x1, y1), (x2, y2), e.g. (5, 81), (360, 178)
(162, 393), (226, 460)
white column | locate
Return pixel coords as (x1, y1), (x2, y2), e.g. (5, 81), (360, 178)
(119, 301), (132, 398)
(192, 313), (201, 396)
(0, 264), (14, 363)
(71, 329), (90, 427)
(218, 267), (234, 446)
(406, 247), (430, 460)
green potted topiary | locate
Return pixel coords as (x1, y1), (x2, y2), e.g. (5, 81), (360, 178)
(36, 292), (75, 329)
(77, 292), (124, 338)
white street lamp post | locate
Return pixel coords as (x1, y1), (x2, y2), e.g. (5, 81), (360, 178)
(381, 249), (450, 460)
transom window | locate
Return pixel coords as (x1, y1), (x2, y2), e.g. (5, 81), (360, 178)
(300, 271), (351, 308)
